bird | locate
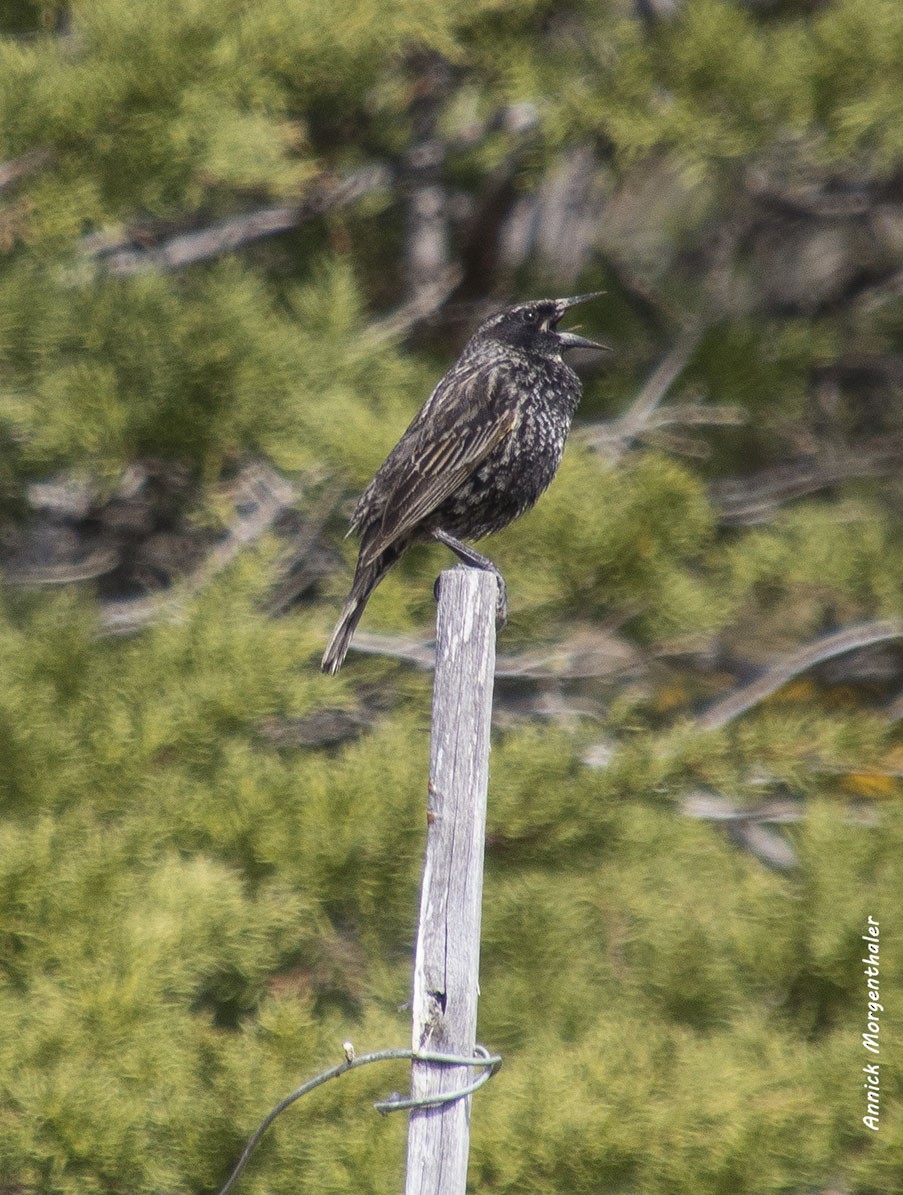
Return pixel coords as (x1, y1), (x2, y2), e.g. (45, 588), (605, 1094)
(321, 292), (608, 674)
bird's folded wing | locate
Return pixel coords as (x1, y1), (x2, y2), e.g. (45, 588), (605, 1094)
(359, 394), (517, 566)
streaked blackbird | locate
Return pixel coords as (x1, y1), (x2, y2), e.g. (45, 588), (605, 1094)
(321, 293), (608, 674)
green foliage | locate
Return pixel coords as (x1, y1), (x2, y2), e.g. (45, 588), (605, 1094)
(504, 0), (903, 175)
(811, 0), (903, 167)
(688, 318), (834, 429)
(0, 257), (424, 479)
(2, 572), (900, 1190)
(719, 501), (903, 634)
(496, 448), (723, 637)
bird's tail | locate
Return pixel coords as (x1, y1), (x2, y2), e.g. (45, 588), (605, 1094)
(320, 548), (398, 675)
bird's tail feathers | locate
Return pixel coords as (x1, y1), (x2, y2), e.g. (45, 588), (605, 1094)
(321, 592), (368, 675)
(320, 548), (398, 675)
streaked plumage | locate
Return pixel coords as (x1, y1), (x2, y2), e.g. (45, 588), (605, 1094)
(322, 293), (607, 674)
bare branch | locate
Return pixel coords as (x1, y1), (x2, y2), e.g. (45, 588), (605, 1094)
(365, 265), (463, 345)
(744, 169), (874, 219)
(620, 325), (706, 435)
(582, 401), (745, 458)
(885, 690), (903, 724)
(97, 463), (293, 635)
(711, 447), (902, 525)
(644, 402), (747, 430)
(337, 629), (437, 670)
(583, 325), (708, 457)
(334, 625), (645, 681)
(851, 264), (903, 312)
(681, 791), (804, 824)
(263, 482), (344, 615)
(697, 619), (903, 731)
(84, 165), (391, 275)
(0, 148), (52, 194)
(2, 549), (120, 586)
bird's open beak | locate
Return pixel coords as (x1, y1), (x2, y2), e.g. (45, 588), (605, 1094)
(554, 292), (610, 352)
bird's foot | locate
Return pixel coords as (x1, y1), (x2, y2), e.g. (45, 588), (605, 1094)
(431, 529), (508, 628)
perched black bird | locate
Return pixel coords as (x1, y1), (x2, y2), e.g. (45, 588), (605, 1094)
(321, 293), (608, 674)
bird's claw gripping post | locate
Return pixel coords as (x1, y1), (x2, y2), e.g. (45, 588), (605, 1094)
(431, 531), (508, 628)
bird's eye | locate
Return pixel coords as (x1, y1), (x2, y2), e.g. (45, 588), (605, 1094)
(519, 306), (538, 324)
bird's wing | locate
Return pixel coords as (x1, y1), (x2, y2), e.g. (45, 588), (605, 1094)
(357, 362), (517, 566)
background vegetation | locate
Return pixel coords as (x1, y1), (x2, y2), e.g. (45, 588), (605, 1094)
(0, 1), (901, 1191)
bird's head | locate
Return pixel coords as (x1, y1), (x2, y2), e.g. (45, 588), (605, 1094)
(479, 293), (610, 357)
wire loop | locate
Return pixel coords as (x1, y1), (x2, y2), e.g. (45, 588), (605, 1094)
(374, 1045), (502, 1114)
(216, 1043), (501, 1195)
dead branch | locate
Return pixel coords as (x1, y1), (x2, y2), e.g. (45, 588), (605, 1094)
(582, 325), (710, 457)
(885, 690), (903, 724)
(365, 265), (463, 345)
(0, 148), (53, 193)
(84, 165), (391, 275)
(97, 463), (293, 635)
(696, 619), (903, 731)
(263, 482), (344, 615)
(2, 549), (121, 586)
(711, 446), (902, 525)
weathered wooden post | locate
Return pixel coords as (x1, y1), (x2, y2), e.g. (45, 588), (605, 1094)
(404, 565), (497, 1195)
